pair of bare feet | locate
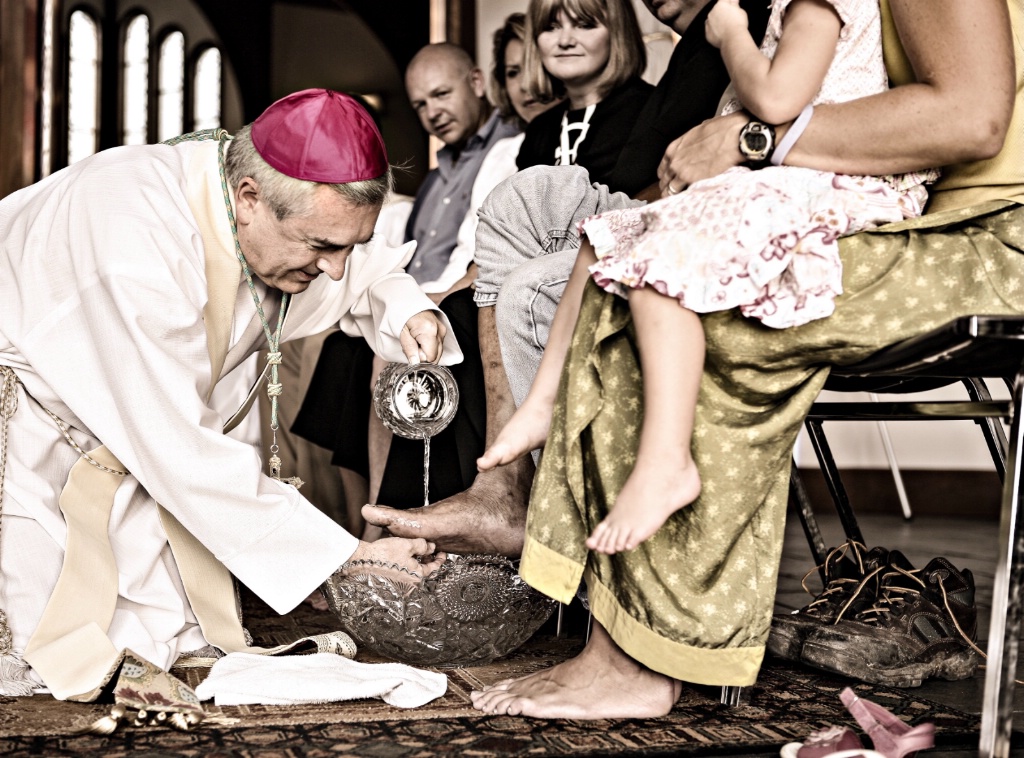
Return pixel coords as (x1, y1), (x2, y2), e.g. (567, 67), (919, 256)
(470, 619), (681, 719)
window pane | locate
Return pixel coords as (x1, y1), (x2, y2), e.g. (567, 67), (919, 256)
(122, 15), (150, 145)
(68, 11), (100, 164)
(40, 0), (57, 175)
(158, 32), (185, 141)
(193, 48), (221, 130)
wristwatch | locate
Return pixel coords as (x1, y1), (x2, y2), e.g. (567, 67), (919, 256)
(738, 120), (776, 165)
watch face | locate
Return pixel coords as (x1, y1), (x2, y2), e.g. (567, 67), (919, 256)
(740, 122), (774, 161)
(744, 131), (768, 153)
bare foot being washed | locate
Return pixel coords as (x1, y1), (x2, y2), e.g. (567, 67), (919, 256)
(470, 621), (681, 719)
(362, 460), (533, 557)
(586, 455), (701, 555)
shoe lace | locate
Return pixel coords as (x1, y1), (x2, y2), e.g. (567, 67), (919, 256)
(832, 564), (885, 624)
(854, 564), (924, 626)
(931, 572), (1021, 687)
(799, 540), (867, 597)
(799, 541), (883, 624)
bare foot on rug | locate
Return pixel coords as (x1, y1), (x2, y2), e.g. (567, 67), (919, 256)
(362, 459), (534, 557)
(470, 621), (681, 719)
(476, 397), (553, 472)
(586, 456), (701, 555)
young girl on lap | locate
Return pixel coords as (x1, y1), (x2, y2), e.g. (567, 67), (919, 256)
(478, 0), (937, 554)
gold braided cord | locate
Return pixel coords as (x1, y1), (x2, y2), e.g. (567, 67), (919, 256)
(164, 129), (294, 482)
(43, 409), (128, 477)
(0, 367), (18, 653)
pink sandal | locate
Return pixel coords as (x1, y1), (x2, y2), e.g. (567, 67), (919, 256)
(780, 724), (884, 758)
(840, 688), (935, 758)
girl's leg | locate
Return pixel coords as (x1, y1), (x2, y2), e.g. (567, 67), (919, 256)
(477, 241), (599, 470)
(586, 286), (704, 554)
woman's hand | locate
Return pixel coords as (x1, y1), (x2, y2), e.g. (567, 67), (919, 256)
(400, 310), (447, 364)
(658, 111), (748, 194)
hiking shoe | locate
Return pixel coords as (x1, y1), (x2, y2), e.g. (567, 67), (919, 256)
(768, 542), (889, 662)
(800, 551), (981, 687)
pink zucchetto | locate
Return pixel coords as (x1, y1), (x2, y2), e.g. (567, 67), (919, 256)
(251, 89), (388, 184)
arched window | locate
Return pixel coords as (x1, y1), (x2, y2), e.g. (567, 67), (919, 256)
(193, 47), (222, 130)
(122, 14), (150, 145)
(158, 31), (185, 141)
(47, 3), (234, 175)
(67, 10), (100, 164)
(39, 0), (57, 176)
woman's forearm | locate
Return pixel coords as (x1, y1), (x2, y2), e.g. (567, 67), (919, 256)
(783, 0), (1013, 175)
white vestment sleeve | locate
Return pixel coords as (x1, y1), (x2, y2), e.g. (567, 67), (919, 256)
(289, 237), (464, 364)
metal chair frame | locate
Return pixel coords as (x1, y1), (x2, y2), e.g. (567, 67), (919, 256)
(790, 314), (1024, 758)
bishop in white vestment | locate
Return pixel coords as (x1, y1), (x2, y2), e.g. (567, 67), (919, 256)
(0, 90), (461, 698)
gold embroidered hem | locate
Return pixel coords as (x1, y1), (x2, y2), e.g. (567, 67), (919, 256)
(519, 536), (583, 606)
(520, 539), (764, 685)
(587, 572), (764, 686)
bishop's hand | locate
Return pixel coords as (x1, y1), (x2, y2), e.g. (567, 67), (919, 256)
(341, 536), (445, 582)
(400, 310), (447, 364)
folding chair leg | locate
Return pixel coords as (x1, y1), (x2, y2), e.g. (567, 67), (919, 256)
(790, 460), (828, 572)
(979, 370), (1024, 758)
(868, 393), (913, 520)
(963, 377), (1009, 478)
(720, 686), (743, 706)
(805, 419), (866, 546)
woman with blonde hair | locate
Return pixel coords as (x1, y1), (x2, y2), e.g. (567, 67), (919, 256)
(515, 0), (652, 186)
(490, 13), (555, 129)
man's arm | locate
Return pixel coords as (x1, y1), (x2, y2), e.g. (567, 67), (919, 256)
(662, 0), (1014, 189)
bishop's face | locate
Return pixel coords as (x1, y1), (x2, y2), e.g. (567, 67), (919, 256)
(233, 180), (380, 294)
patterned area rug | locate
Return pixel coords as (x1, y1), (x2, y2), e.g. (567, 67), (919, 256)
(0, 594), (987, 757)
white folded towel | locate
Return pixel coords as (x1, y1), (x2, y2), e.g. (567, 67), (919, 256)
(194, 653), (448, 708)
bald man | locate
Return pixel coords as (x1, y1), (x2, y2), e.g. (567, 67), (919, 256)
(403, 43), (520, 291)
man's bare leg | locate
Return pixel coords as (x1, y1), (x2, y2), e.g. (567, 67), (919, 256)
(477, 242), (598, 470)
(362, 306), (533, 556)
(470, 619), (681, 718)
(361, 355), (392, 541)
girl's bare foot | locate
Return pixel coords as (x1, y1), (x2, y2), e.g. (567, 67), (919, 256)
(586, 457), (701, 554)
(476, 397), (553, 472)
(470, 621), (681, 719)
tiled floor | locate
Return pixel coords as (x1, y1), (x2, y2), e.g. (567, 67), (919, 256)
(775, 508), (1023, 758)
